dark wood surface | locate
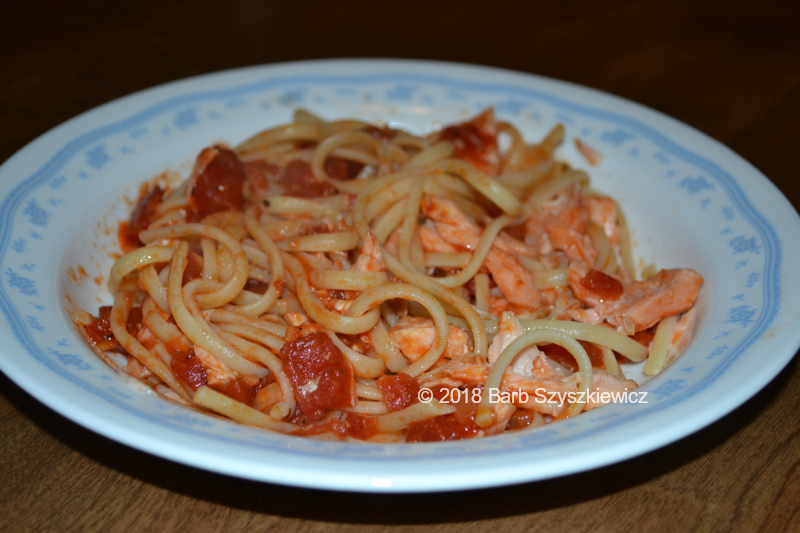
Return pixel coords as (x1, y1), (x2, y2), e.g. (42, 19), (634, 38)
(2, 1), (799, 531)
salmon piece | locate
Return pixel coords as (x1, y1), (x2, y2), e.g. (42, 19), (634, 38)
(583, 370), (639, 411)
(384, 226), (402, 257)
(666, 307), (699, 364)
(418, 221), (458, 253)
(135, 326), (160, 352)
(388, 316), (472, 362)
(126, 356), (152, 380)
(422, 196), (541, 311)
(568, 260), (704, 333)
(574, 138), (603, 166)
(512, 184), (597, 264)
(487, 312), (572, 379)
(254, 382), (283, 413)
(351, 229), (386, 273)
(588, 195), (620, 246)
(542, 184), (597, 264)
(421, 196), (481, 250)
(489, 294), (510, 317)
(487, 311), (543, 379)
(484, 249), (541, 310)
(518, 209), (551, 253)
(505, 372), (582, 417)
(194, 346), (237, 386)
(566, 308), (604, 325)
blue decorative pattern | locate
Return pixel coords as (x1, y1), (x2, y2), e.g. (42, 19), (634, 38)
(85, 144), (111, 169)
(23, 199), (50, 227)
(173, 108), (198, 129)
(680, 176), (715, 194)
(728, 235), (761, 255)
(600, 128), (635, 146)
(0, 68), (784, 462)
(725, 306), (757, 328)
(6, 269), (38, 296)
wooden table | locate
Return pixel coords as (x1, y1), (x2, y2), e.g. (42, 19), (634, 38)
(2, 1), (799, 530)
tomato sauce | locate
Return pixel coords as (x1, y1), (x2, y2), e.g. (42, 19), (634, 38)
(323, 156), (364, 180)
(125, 186), (163, 247)
(279, 331), (355, 421)
(244, 160), (281, 191)
(210, 376), (265, 406)
(126, 306), (143, 338)
(406, 414), (481, 443)
(631, 327), (656, 346)
(244, 279), (270, 295)
(278, 160), (336, 198)
(583, 268), (624, 301)
(540, 340), (605, 371)
(503, 223), (528, 242)
(376, 373), (419, 412)
(296, 418), (347, 438)
(420, 385), (458, 401)
(506, 409), (534, 431)
(170, 347), (208, 391)
(85, 305), (143, 351)
(345, 413), (379, 439)
(188, 147), (246, 218)
(361, 125), (398, 140)
(434, 121), (498, 175)
(182, 252), (204, 285)
(84, 306), (117, 348)
(406, 389), (482, 442)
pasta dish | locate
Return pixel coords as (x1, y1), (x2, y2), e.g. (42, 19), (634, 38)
(73, 108), (703, 442)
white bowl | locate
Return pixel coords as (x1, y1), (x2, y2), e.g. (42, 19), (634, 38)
(1, 59), (798, 492)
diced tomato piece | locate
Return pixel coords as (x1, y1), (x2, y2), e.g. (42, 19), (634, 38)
(376, 373), (419, 412)
(406, 414), (481, 442)
(631, 327), (656, 346)
(405, 388), (482, 442)
(170, 347), (208, 391)
(345, 413), (379, 439)
(431, 109), (500, 175)
(244, 279), (270, 295)
(126, 305), (143, 338)
(323, 156), (363, 180)
(84, 306), (119, 349)
(182, 252), (204, 285)
(583, 269), (624, 301)
(210, 375), (264, 406)
(187, 147), (246, 218)
(295, 418), (348, 438)
(539, 340), (605, 371)
(126, 186), (163, 247)
(506, 409), (534, 431)
(279, 331), (355, 421)
(278, 160), (336, 198)
(244, 160), (281, 191)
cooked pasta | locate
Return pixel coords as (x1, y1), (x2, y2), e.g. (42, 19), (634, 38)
(74, 108), (703, 442)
